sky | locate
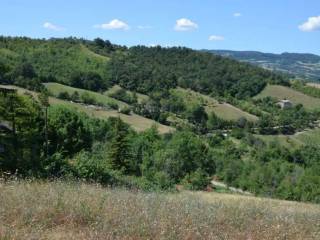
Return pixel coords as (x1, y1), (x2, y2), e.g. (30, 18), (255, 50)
(0, 0), (320, 54)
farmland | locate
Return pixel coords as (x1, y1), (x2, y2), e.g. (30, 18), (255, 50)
(255, 85), (320, 110)
(172, 88), (259, 122)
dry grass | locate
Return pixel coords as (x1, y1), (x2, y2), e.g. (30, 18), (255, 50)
(0, 180), (319, 240)
(255, 85), (320, 110)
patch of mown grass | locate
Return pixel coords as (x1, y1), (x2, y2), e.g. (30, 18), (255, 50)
(255, 85), (320, 110)
(172, 88), (258, 122)
(44, 82), (127, 108)
(0, 180), (319, 240)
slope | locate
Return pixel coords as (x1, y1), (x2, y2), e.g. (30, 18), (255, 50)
(172, 88), (259, 121)
(1, 180), (319, 240)
(1, 84), (174, 134)
(254, 85), (320, 110)
(208, 50), (320, 81)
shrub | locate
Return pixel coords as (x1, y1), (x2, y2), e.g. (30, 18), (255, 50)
(58, 91), (70, 100)
(182, 169), (210, 190)
(119, 106), (131, 115)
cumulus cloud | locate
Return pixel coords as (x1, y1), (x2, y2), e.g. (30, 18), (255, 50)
(299, 16), (320, 32)
(233, 13), (242, 17)
(94, 19), (129, 30)
(174, 18), (198, 31)
(43, 22), (64, 31)
(208, 35), (224, 41)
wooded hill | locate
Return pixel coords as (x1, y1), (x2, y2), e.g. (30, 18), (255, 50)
(0, 36), (288, 98)
(208, 49), (320, 81)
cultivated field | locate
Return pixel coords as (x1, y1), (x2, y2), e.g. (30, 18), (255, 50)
(44, 82), (128, 108)
(172, 88), (259, 122)
(0, 181), (319, 240)
(255, 85), (320, 110)
(0, 85), (174, 134)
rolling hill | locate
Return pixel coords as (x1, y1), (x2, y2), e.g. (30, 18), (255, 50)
(172, 88), (258, 121)
(208, 50), (320, 81)
(254, 84), (320, 110)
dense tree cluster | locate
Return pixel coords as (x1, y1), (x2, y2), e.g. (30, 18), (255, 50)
(110, 46), (288, 99)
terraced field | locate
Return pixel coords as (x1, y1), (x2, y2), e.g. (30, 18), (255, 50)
(172, 88), (259, 122)
(1, 85), (174, 134)
(255, 85), (320, 110)
(45, 82), (127, 108)
(104, 85), (149, 103)
(256, 127), (320, 148)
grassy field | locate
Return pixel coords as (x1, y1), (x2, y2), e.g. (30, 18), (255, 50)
(44, 82), (128, 108)
(0, 180), (319, 240)
(0, 85), (174, 134)
(255, 85), (320, 110)
(172, 88), (258, 122)
(255, 127), (320, 148)
(104, 85), (149, 103)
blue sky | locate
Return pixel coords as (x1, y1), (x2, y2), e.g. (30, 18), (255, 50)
(1, 0), (320, 54)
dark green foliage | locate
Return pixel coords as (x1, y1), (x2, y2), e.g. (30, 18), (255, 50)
(70, 71), (108, 91)
(108, 118), (132, 172)
(0, 92), (44, 174)
(110, 46), (288, 99)
(119, 106), (131, 115)
(182, 169), (210, 190)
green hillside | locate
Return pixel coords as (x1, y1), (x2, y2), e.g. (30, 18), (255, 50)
(255, 85), (320, 110)
(172, 88), (258, 121)
(45, 82), (127, 108)
(0, 38), (111, 85)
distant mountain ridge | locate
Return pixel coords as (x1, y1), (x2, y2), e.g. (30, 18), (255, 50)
(206, 50), (320, 81)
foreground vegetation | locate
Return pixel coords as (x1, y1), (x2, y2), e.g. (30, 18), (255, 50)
(1, 89), (320, 203)
(0, 180), (319, 240)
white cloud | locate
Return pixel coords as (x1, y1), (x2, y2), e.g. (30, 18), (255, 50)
(138, 25), (152, 29)
(94, 19), (129, 30)
(299, 16), (320, 32)
(43, 22), (64, 31)
(233, 13), (242, 17)
(209, 35), (225, 41)
(174, 18), (198, 31)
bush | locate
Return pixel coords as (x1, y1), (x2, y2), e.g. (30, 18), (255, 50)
(119, 106), (131, 115)
(182, 169), (210, 190)
(58, 91), (70, 100)
(81, 92), (97, 105)
(107, 101), (119, 110)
